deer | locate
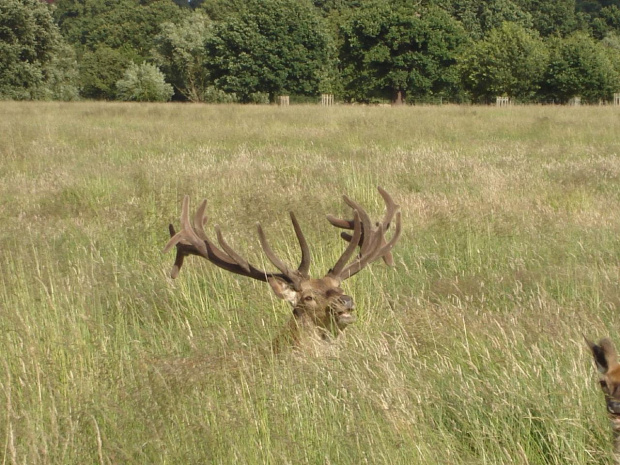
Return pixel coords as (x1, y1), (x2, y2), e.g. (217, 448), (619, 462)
(586, 337), (620, 463)
(163, 187), (402, 352)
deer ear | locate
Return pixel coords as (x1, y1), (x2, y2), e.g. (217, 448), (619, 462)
(268, 277), (299, 305)
(587, 337), (619, 374)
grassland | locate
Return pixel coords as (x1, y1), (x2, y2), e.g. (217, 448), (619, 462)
(1, 101), (620, 464)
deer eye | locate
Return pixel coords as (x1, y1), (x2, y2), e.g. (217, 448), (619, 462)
(304, 295), (314, 302)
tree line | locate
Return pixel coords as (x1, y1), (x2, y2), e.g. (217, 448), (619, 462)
(3, 0), (620, 104)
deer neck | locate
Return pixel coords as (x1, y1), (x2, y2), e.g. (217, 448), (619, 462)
(611, 416), (620, 464)
(290, 312), (336, 342)
(271, 312), (338, 354)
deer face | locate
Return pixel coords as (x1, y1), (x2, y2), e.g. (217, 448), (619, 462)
(268, 276), (356, 334)
(587, 338), (620, 416)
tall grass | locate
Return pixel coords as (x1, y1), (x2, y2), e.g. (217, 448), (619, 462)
(1, 101), (620, 464)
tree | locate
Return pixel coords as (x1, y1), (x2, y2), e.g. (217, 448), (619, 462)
(540, 32), (620, 102)
(78, 46), (132, 99)
(53, 0), (184, 99)
(204, 0), (333, 102)
(339, 2), (469, 103)
(153, 11), (214, 101)
(459, 22), (548, 102)
(116, 62), (174, 101)
(433, 0), (533, 39)
(0, 0), (78, 99)
(515, 0), (579, 36)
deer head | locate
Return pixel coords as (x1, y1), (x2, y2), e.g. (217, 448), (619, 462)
(587, 337), (620, 417)
(163, 187), (401, 347)
(586, 336), (620, 463)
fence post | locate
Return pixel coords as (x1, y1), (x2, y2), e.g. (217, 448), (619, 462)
(278, 95), (289, 106)
(614, 93), (620, 106)
(496, 96), (510, 107)
(321, 94), (334, 106)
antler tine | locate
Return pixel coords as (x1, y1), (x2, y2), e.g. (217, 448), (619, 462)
(342, 194), (373, 256)
(373, 186), (399, 266)
(290, 212), (311, 277)
(193, 199), (209, 241)
(326, 214), (354, 230)
(191, 200), (249, 267)
(256, 222), (302, 287)
(214, 225), (251, 273)
(167, 224), (185, 279)
(338, 211), (402, 280)
(163, 195), (208, 257)
(377, 186), (399, 227)
(329, 210), (362, 278)
(163, 196), (211, 279)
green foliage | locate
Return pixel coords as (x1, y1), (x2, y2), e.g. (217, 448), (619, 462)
(589, 5), (620, 38)
(0, 0), (78, 100)
(435, 0), (533, 39)
(202, 85), (238, 103)
(204, 0), (333, 102)
(43, 42), (81, 101)
(515, 0), (580, 36)
(154, 11), (214, 101)
(54, 0), (183, 54)
(53, 0), (184, 99)
(340, 2), (469, 103)
(459, 22), (548, 102)
(79, 46), (132, 100)
(541, 32), (620, 103)
(115, 62), (174, 101)
(247, 91), (270, 104)
(3, 0), (618, 103)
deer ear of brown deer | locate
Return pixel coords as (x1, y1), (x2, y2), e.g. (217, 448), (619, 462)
(586, 337), (619, 374)
(268, 277), (300, 305)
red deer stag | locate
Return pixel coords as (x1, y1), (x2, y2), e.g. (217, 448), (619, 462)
(586, 337), (620, 463)
(164, 187), (401, 351)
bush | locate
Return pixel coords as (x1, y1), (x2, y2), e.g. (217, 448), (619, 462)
(115, 62), (174, 102)
(202, 86), (238, 103)
(247, 92), (270, 104)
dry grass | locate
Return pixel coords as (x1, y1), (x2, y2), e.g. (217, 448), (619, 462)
(1, 101), (620, 463)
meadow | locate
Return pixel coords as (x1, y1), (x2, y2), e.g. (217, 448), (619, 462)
(1, 101), (620, 464)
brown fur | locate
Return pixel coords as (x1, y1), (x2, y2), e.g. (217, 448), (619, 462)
(587, 337), (620, 463)
(269, 276), (356, 352)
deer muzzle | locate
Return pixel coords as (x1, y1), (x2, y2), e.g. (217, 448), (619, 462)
(608, 400), (620, 416)
(335, 295), (356, 327)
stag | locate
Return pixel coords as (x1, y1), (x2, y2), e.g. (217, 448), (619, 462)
(163, 187), (401, 351)
(586, 337), (620, 463)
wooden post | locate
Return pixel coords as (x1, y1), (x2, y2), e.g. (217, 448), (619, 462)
(321, 94), (334, 106)
(496, 96), (510, 107)
(278, 95), (289, 106)
(614, 93), (620, 106)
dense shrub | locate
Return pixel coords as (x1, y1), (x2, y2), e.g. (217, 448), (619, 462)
(115, 62), (174, 102)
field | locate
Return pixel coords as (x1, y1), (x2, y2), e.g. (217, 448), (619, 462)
(2, 101), (620, 464)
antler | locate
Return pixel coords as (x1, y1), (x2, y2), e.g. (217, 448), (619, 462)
(326, 186), (402, 281)
(163, 196), (310, 289)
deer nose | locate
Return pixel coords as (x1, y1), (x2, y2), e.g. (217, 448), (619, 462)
(338, 295), (354, 310)
(608, 401), (620, 415)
